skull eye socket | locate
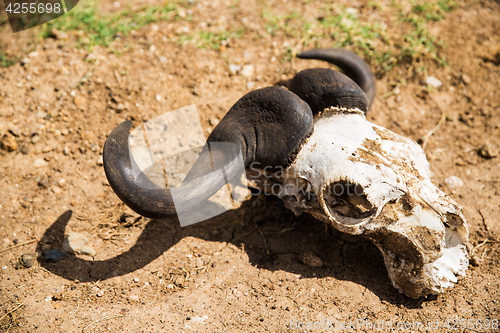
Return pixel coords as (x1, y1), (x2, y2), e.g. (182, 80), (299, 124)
(323, 181), (376, 221)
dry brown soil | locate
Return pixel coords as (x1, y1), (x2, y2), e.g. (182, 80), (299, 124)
(0, 0), (499, 332)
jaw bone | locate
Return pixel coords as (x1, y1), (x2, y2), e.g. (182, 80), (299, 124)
(277, 107), (469, 298)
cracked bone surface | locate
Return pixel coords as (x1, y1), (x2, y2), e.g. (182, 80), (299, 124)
(273, 107), (469, 298)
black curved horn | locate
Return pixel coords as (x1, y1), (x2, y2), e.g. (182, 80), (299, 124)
(103, 86), (313, 218)
(295, 48), (376, 111)
(289, 68), (369, 115)
(207, 86), (313, 170)
(104, 121), (229, 218)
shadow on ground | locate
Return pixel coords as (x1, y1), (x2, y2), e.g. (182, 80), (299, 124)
(37, 196), (427, 308)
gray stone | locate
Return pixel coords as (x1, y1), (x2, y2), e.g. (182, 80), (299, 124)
(62, 232), (96, 257)
(43, 249), (69, 263)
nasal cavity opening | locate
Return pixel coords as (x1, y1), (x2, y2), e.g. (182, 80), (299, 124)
(323, 181), (376, 219)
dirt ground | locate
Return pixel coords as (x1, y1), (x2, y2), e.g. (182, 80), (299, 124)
(1, 0), (499, 332)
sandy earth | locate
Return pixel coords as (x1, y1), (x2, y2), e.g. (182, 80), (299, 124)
(0, 0), (499, 332)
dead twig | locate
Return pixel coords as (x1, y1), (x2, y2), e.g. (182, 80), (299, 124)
(68, 303), (79, 317)
(193, 258), (212, 273)
(113, 70), (122, 88)
(477, 209), (490, 233)
(231, 226), (258, 242)
(421, 112), (446, 151)
(255, 222), (269, 254)
(82, 315), (128, 332)
(277, 217), (299, 234)
(470, 238), (489, 257)
(71, 63), (97, 89)
(0, 239), (37, 254)
(0, 303), (24, 323)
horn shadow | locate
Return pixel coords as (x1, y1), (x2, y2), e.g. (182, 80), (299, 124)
(37, 199), (426, 308)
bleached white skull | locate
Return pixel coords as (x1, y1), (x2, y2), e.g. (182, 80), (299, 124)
(275, 106), (468, 298)
(103, 48), (469, 299)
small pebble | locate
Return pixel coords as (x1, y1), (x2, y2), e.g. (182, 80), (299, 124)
(51, 28), (67, 39)
(299, 251), (323, 267)
(1, 134), (17, 152)
(18, 253), (37, 268)
(426, 76), (442, 88)
(158, 56), (167, 63)
(445, 176), (464, 189)
(37, 176), (49, 188)
(82, 131), (97, 141)
(20, 57), (31, 65)
(192, 315), (209, 323)
(43, 249), (69, 263)
(31, 135), (40, 144)
(240, 64), (254, 78)
(74, 96), (86, 107)
(115, 103), (126, 112)
(8, 125), (21, 137)
(44, 296), (52, 302)
(345, 7), (359, 15)
(97, 290), (104, 297)
(209, 117), (219, 126)
(478, 143), (497, 159)
(246, 81), (255, 90)
(58, 179), (67, 188)
(462, 74), (471, 85)
(229, 64), (241, 75)
(62, 232), (96, 257)
(155, 94), (162, 102)
(97, 156), (103, 166)
(63, 147), (70, 155)
(33, 158), (47, 168)
(133, 277), (139, 283)
(128, 295), (140, 302)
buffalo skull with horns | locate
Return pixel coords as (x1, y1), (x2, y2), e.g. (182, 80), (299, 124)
(103, 49), (469, 298)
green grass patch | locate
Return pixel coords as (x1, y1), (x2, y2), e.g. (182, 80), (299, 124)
(261, 0), (459, 73)
(28, 0), (458, 74)
(412, 0), (459, 21)
(178, 28), (245, 50)
(396, 0), (458, 67)
(0, 49), (19, 67)
(39, 0), (179, 49)
(240, 0), (458, 71)
(261, 7), (395, 71)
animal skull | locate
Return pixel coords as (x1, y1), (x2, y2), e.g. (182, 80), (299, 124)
(103, 48), (469, 299)
(266, 107), (469, 298)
